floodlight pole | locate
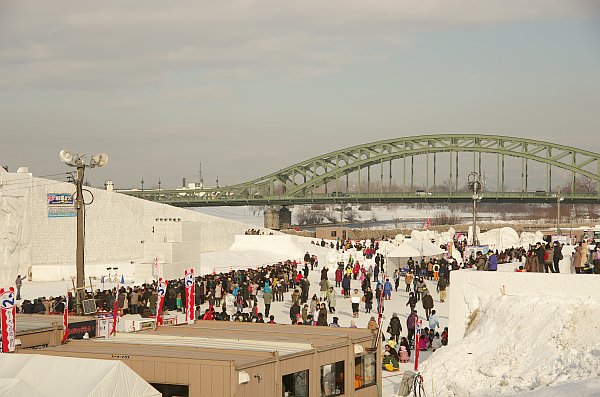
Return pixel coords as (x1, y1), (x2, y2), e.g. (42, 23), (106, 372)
(556, 189), (562, 235)
(60, 150), (107, 315)
(472, 194), (478, 245)
(75, 159), (86, 315)
(468, 172), (482, 245)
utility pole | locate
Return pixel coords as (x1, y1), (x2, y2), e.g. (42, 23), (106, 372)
(141, 178), (144, 191)
(468, 172), (482, 245)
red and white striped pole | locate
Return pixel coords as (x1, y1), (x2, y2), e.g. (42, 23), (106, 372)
(62, 291), (69, 343)
(414, 318), (422, 371)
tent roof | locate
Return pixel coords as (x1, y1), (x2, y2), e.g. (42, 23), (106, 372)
(0, 354), (160, 397)
(407, 240), (446, 256)
(387, 240), (446, 259)
(0, 378), (43, 396)
(387, 242), (421, 259)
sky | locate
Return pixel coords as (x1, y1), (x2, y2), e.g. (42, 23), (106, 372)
(1, 0), (599, 190)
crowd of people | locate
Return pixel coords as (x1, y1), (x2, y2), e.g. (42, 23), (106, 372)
(461, 238), (600, 274)
(244, 228), (272, 235)
(16, 235), (458, 373)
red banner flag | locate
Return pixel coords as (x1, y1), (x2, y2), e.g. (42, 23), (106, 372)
(111, 293), (119, 336)
(0, 287), (16, 352)
(62, 292), (69, 343)
(184, 268), (195, 324)
(155, 278), (167, 330)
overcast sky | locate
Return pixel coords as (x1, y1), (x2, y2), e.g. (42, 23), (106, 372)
(1, 1), (599, 189)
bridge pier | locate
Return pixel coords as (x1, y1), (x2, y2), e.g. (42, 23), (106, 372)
(264, 206), (291, 230)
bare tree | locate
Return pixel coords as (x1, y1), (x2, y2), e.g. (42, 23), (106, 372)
(249, 206), (265, 216)
(344, 209), (358, 223)
(562, 175), (598, 193)
(295, 207), (325, 226)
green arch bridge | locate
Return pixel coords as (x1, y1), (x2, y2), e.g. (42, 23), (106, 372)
(121, 134), (600, 206)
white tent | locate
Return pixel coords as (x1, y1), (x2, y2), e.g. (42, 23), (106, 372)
(386, 242), (422, 271)
(388, 243), (421, 259)
(0, 354), (160, 397)
(407, 240), (446, 257)
(0, 378), (44, 396)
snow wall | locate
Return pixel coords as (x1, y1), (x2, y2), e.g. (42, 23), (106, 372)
(0, 171), (273, 283)
(449, 271), (600, 344)
(424, 270), (600, 396)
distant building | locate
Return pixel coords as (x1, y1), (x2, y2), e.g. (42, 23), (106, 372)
(316, 226), (349, 241)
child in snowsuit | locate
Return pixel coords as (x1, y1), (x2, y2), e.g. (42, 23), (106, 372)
(399, 346), (410, 363)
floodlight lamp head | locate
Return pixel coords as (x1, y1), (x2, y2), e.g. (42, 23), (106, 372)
(90, 153), (109, 168)
(59, 149), (75, 165)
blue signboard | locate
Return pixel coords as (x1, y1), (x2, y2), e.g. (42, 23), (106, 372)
(48, 193), (76, 217)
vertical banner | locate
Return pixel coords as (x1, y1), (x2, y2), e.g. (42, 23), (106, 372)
(155, 278), (167, 329)
(62, 292), (69, 343)
(447, 242), (453, 260)
(184, 268), (195, 324)
(111, 297), (119, 336)
(0, 288), (16, 353)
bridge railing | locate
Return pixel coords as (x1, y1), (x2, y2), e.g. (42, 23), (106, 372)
(118, 189), (600, 206)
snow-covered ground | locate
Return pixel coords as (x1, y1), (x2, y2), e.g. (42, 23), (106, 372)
(194, 204), (501, 228)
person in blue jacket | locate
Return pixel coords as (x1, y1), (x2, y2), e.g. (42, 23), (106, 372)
(383, 278), (393, 300)
(487, 252), (498, 271)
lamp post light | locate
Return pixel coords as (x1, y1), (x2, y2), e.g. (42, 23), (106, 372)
(59, 150), (108, 314)
(468, 172), (483, 245)
(555, 189), (564, 235)
(141, 178), (144, 191)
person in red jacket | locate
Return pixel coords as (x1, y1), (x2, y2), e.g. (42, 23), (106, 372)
(335, 266), (343, 287)
(352, 262), (360, 280)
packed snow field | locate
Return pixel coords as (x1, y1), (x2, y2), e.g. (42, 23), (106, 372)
(18, 229), (600, 397)
(421, 295), (600, 396)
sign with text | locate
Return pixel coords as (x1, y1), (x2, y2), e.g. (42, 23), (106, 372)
(0, 287), (16, 353)
(68, 320), (96, 339)
(48, 193), (76, 218)
(184, 268), (195, 324)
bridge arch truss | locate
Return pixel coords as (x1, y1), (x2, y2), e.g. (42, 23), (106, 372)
(124, 134), (600, 205)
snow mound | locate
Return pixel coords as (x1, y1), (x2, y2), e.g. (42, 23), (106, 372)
(505, 378), (600, 397)
(478, 227), (520, 251)
(420, 295), (600, 396)
(230, 235), (328, 260)
(518, 231), (545, 247)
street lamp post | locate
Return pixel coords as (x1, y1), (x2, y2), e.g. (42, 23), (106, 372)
(468, 172), (483, 245)
(556, 189), (564, 235)
(59, 150), (108, 314)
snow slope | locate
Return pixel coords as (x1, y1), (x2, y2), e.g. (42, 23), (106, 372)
(505, 378), (600, 397)
(420, 294), (600, 396)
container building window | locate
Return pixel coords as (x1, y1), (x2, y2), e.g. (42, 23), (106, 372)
(354, 353), (376, 389)
(320, 361), (344, 396)
(150, 383), (189, 397)
(282, 369), (309, 397)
